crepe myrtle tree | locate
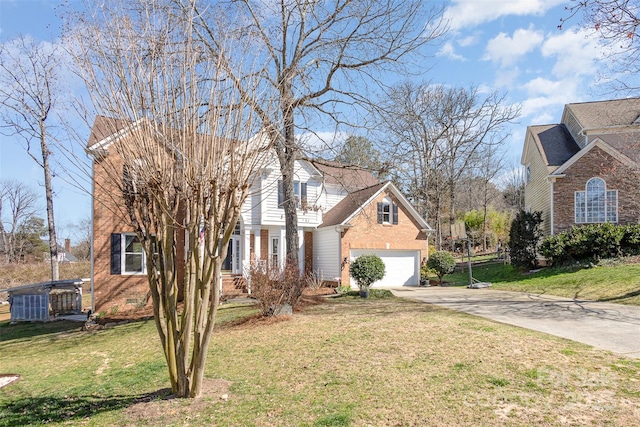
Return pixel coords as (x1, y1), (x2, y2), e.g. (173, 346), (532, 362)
(71, 0), (275, 398)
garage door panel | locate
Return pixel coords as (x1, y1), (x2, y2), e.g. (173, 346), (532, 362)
(350, 249), (419, 287)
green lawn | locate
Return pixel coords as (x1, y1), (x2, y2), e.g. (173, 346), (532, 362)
(446, 260), (640, 305)
(1, 294), (639, 426)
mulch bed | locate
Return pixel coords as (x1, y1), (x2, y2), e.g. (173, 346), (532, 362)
(94, 287), (336, 325)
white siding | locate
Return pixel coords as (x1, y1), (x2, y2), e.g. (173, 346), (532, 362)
(260, 160), (324, 226)
(563, 109), (586, 148)
(313, 227), (341, 280)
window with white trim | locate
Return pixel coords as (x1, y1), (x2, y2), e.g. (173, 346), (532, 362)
(277, 180), (307, 208)
(575, 177), (618, 224)
(377, 197), (398, 225)
(111, 233), (155, 275)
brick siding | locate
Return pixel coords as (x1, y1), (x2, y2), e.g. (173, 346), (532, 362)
(339, 190), (427, 287)
(553, 146), (640, 234)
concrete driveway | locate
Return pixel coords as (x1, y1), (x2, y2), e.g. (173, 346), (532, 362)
(391, 286), (640, 359)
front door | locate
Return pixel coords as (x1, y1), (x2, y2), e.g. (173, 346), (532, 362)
(222, 235), (242, 274)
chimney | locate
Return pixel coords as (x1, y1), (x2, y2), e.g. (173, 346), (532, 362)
(65, 238), (71, 253)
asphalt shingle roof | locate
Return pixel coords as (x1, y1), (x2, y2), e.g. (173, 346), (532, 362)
(530, 124), (580, 167)
(320, 182), (386, 228)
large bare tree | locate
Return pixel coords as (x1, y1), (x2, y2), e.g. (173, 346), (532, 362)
(71, 0), (274, 398)
(0, 36), (62, 280)
(187, 0), (447, 270)
(375, 82), (520, 248)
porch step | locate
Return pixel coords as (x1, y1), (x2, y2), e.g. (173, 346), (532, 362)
(222, 275), (248, 298)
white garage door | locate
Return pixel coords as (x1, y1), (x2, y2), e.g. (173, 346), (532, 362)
(350, 249), (420, 288)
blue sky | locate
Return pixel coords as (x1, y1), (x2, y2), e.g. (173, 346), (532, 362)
(0, 0), (610, 238)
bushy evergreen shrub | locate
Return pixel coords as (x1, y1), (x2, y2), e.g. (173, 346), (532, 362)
(540, 223), (640, 266)
(508, 211), (543, 269)
(350, 254), (385, 290)
(426, 251), (456, 284)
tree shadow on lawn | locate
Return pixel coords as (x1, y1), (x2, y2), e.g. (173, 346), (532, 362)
(0, 320), (83, 342)
(0, 388), (172, 427)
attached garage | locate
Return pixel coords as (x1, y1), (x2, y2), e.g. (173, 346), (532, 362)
(350, 249), (420, 288)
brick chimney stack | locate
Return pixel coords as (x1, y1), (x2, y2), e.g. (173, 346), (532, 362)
(65, 238), (71, 253)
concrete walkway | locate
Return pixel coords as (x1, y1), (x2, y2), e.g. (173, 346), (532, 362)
(391, 286), (640, 359)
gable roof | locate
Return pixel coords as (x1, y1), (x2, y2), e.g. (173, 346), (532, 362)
(87, 115), (132, 150)
(550, 137), (637, 177)
(319, 181), (432, 231)
(528, 124), (581, 167)
(565, 98), (640, 130)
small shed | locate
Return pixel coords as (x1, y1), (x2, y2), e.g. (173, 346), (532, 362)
(4, 279), (84, 322)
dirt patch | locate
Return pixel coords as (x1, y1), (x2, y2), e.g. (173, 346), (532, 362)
(124, 378), (232, 424)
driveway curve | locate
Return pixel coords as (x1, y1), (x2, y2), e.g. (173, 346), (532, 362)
(391, 286), (640, 359)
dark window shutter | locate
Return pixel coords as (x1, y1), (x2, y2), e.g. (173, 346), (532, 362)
(301, 183), (307, 204)
(277, 180), (284, 208)
(392, 204), (399, 225)
(377, 202), (383, 223)
(111, 233), (121, 275)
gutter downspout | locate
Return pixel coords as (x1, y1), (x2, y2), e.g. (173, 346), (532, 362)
(550, 181), (554, 236)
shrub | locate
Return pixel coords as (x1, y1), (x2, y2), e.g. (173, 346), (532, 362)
(508, 210), (543, 269)
(349, 254), (385, 290)
(426, 251), (456, 284)
(541, 223), (640, 266)
(249, 262), (305, 316)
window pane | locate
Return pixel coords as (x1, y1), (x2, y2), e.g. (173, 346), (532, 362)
(125, 235), (142, 253)
(125, 254), (143, 273)
(575, 192), (585, 223)
(586, 178), (605, 222)
(607, 190), (618, 222)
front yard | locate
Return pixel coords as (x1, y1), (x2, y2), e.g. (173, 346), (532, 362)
(447, 260), (640, 306)
(1, 293), (639, 426)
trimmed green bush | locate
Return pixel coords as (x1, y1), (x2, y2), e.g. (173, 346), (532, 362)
(426, 251), (456, 284)
(350, 254), (385, 290)
(540, 223), (640, 266)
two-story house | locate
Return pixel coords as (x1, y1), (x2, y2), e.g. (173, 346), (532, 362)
(87, 116), (433, 312)
(521, 98), (640, 236)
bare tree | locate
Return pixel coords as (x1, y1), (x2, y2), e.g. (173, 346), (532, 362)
(375, 82), (519, 248)
(561, 0), (640, 94)
(501, 165), (526, 212)
(71, 0), (274, 398)
(0, 180), (39, 263)
(187, 0), (447, 269)
(0, 36), (62, 280)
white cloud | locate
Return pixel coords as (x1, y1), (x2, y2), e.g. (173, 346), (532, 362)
(443, 0), (566, 32)
(458, 33), (480, 47)
(483, 26), (544, 67)
(541, 27), (603, 78)
(437, 42), (466, 61)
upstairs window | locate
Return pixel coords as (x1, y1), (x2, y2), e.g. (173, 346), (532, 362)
(278, 180), (307, 208)
(575, 177), (618, 224)
(377, 197), (398, 225)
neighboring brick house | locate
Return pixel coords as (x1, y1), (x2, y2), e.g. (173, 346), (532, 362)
(87, 116), (433, 312)
(521, 98), (640, 236)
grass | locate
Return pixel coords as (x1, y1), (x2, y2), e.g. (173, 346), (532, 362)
(445, 260), (640, 305)
(1, 294), (639, 426)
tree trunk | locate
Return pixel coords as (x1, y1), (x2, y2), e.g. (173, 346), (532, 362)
(277, 107), (299, 270)
(40, 120), (58, 281)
